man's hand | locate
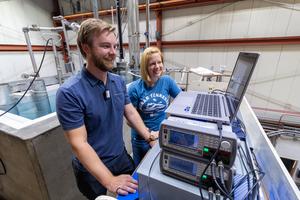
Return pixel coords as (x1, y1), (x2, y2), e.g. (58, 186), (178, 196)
(106, 175), (138, 195)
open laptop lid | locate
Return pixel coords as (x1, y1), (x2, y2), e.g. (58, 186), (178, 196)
(225, 52), (260, 122)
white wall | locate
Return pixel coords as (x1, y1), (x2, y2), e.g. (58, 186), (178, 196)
(0, 0), (63, 83)
(159, 0), (300, 123)
(2, 0), (300, 123)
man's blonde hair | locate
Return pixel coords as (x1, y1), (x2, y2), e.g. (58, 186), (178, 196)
(77, 18), (115, 58)
(140, 46), (163, 84)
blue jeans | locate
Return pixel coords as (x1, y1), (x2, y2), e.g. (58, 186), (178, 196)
(72, 148), (135, 200)
(132, 137), (151, 166)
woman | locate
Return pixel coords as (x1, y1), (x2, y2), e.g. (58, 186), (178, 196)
(128, 46), (181, 166)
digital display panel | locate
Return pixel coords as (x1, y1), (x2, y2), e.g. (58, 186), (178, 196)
(169, 130), (199, 148)
(169, 156), (197, 176)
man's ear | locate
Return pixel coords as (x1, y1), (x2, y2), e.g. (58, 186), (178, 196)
(82, 44), (90, 56)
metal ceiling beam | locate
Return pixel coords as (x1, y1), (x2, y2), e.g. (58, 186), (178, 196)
(3, 36), (300, 52)
(118, 36), (300, 48)
(0, 44), (53, 52)
(63, 0), (238, 21)
(160, 36), (300, 48)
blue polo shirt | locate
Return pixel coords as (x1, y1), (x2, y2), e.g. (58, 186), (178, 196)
(56, 67), (130, 171)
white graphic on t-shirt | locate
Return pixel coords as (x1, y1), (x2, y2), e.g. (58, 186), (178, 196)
(139, 93), (168, 114)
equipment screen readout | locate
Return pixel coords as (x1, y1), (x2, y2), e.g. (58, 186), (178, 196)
(169, 130), (199, 148)
(169, 156), (197, 176)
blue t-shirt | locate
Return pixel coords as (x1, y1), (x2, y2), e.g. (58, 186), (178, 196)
(56, 67), (130, 171)
(128, 75), (181, 140)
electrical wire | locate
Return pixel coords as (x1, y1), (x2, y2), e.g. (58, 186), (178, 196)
(250, 148), (264, 200)
(235, 118), (266, 200)
(229, 169), (264, 195)
(199, 121), (223, 200)
(211, 160), (232, 199)
(41, 32), (62, 44)
(239, 142), (253, 200)
(237, 145), (251, 200)
(211, 89), (226, 94)
(208, 187), (214, 200)
(0, 158), (6, 175)
(215, 190), (221, 200)
(162, 2), (237, 37)
(243, 127), (256, 200)
(262, 0), (300, 11)
(115, 0), (128, 41)
(238, 146), (250, 173)
(241, 172), (265, 200)
(0, 38), (51, 118)
(233, 148), (266, 200)
(218, 161), (229, 194)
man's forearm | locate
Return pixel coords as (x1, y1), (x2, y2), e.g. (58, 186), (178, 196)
(72, 141), (114, 187)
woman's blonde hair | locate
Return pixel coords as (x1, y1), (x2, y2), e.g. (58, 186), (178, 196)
(140, 46), (163, 83)
(77, 18), (115, 58)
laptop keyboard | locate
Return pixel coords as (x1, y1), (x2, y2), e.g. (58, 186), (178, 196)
(191, 94), (221, 117)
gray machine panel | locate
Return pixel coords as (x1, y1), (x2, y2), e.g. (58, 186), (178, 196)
(159, 116), (238, 167)
(160, 150), (233, 190)
(137, 144), (211, 200)
(136, 100), (300, 200)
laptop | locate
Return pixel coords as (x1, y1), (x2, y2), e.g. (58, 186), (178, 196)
(166, 52), (259, 124)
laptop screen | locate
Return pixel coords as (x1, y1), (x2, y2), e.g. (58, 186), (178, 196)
(225, 52), (259, 121)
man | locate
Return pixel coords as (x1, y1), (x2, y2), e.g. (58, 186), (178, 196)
(56, 18), (158, 200)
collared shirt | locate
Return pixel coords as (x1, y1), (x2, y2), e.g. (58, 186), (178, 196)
(56, 67), (130, 170)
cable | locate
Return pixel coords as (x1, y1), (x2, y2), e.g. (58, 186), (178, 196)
(238, 146), (250, 173)
(249, 148), (264, 200)
(211, 161), (232, 199)
(245, 140), (256, 200)
(41, 32), (62, 44)
(215, 190), (221, 200)
(199, 121), (223, 200)
(262, 0), (300, 11)
(115, 0), (128, 41)
(162, 2), (237, 37)
(208, 187), (214, 200)
(238, 140), (253, 200)
(229, 169), (265, 196)
(241, 172), (265, 200)
(0, 158), (6, 175)
(218, 161), (229, 194)
(211, 89), (225, 94)
(0, 38), (51, 118)
(235, 117), (265, 200)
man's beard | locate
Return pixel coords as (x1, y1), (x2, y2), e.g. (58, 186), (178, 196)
(91, 52), (114, 72)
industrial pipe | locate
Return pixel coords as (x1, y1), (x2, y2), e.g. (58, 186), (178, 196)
(92, 0), (99, 19)
(116, 0), (124, 60)
(127, 0), (140, 69)
(23, 27), (39, 75)
(51, 38), (63, 85)
(145, 0), (150, 48)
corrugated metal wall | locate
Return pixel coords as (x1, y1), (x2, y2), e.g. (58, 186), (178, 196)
(0, 0), (62, 82)
(1, 0), (300, 123)
(159, 0), (300, 123)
